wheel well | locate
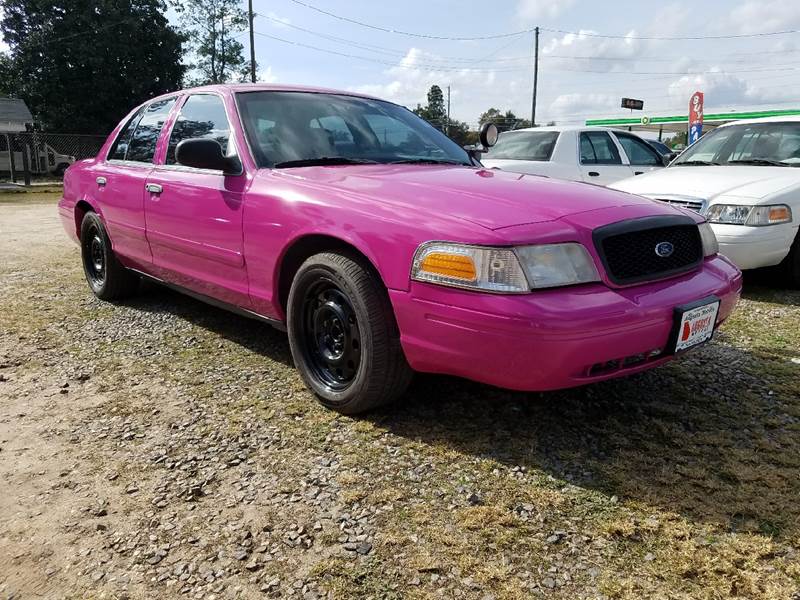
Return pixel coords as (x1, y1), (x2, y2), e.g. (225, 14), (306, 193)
(74, 200), (94, 238)
(277, 234), (378, 313)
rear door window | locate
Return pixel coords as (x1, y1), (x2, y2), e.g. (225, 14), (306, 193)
(614, 133), (662, 166)
(580, 131), (621, 165)
(107, 105), (146, 161)
(125, 97), (176, 163)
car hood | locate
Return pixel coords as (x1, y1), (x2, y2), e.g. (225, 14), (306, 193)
(264, 164), (661, 230)
(611, 165), (800, 200)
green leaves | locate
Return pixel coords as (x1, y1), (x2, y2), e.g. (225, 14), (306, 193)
(0, 0), (186, 134)
(177, 0), (248, 85)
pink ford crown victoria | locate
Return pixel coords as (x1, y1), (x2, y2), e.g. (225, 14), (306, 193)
(59, 84), (742, 414)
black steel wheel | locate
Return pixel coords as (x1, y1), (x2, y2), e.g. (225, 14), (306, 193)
(79, 212), (139, 300)
(287, 251), (412, 414)
(300, 279), (362, 391)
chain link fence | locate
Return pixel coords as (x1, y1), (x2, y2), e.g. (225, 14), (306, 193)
(1, 132), (107, 183)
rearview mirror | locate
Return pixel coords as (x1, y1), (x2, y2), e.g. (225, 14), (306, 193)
(176, 138), (241, 174)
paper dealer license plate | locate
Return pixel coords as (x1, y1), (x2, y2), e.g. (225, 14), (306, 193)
(673, 297), (720, 353)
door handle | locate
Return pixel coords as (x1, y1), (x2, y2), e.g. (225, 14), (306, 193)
(96, 176), (106, 186)
(145, 183), (163, 194)
(634, 171), (644, 175)
(588, 171), (600, 177)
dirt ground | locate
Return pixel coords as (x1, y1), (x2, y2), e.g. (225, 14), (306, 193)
(1, 194), (799, 600)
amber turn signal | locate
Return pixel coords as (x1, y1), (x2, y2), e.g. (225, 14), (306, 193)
(419, 252), (477, 281)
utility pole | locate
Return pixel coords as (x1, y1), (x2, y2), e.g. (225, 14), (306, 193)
(446, 85), (451, 137)
(248, 0), (257, 83)
(531, 26), (539, 125)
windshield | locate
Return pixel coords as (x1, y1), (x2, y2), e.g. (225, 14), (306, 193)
(673, 121), (800, 166)
(235, 91), (471, 168)
(485, 130), (559, 161)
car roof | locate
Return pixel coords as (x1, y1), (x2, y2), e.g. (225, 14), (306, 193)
(148, 83), (383, 103)
(718, 115), (800, 127)
(501, 125), (636, 134)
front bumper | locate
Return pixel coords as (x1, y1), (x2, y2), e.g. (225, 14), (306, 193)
(712, 222), (798, 270)
(389, 256), (742, 392)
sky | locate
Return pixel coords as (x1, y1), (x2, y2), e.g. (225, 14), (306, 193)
(235, 0), (800, 128)
(3, 0), (800, 129)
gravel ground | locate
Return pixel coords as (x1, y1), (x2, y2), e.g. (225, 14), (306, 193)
(1, 194), (799, 600)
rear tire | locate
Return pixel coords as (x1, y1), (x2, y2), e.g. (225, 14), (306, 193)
(80, 212), (139, 300)
(287, 251), (412, 414)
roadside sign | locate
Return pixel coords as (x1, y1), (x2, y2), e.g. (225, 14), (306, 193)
(689, 91), (704, 144)
(622, 98), (644, 110)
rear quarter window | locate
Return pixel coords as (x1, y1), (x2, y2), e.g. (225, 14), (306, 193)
(124, 97), (177, 163)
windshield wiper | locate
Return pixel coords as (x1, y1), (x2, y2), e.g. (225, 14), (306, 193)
(672, 160), (722, 166)
(388, 158), (468, 166)
(273, 157), (379, 168)
(728, 158), (793, 167)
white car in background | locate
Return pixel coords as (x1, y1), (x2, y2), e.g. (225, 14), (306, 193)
(481, 126), (667, 186)
(611, 116), (800, 286)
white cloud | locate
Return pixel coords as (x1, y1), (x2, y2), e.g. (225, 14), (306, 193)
(264, 11), (291, 28)
(258, 66), (278, 84)
(667, 69), (797, 108)
(726, 0), (800, 34)
(349, 48), (529, 124)
(516, 0), (576, 22)
(542, 29), (644, 73)
(548, 93), (619, 120)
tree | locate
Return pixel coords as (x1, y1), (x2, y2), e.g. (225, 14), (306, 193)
(667, 131), (688, 148)
(0, 0), (186, 134)
(413, 85), (448, 130)
(479, 108), (532, 132)
(177, 0), (248, 85)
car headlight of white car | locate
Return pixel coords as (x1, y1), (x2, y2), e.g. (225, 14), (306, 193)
(411, 242), (600, 292)
(705, 204), (792, 226)
(698, 222), (719, 256)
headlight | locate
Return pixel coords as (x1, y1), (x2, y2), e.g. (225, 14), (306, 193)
(706, 204), (792, 226)
(411, 242), (600, 293)
(698, 222), (719, 256)
(411, 242), (529, 293)
(515, 243), (600, 288)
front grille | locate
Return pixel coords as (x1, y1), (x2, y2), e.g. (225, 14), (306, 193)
(593, 215), (703, 285)
(656, 198), (703, 212)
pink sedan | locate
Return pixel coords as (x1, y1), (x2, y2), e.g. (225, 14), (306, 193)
(59, 84), (742, 414)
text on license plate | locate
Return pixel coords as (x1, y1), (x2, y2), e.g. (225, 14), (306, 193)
(674, 300), (720, 352)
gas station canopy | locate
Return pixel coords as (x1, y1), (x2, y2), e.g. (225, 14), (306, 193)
(585, 108), (800, 136)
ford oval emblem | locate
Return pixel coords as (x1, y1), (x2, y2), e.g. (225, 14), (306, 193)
(655, 241), (675, 258)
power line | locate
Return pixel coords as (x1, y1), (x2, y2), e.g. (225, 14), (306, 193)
(282, 0), (800, 42)
(258, 12), (533, 64)
(257, 12), (800, 67)
(252, 29), (529, 72)
(539, 26), (800, 41)
(283, 0), (533, 40)
(253, 28), (800, 77)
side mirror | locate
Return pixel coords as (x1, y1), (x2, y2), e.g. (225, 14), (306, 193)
(464, 122), (500, 162)
(479, 122), (499, 149)
(176, 138), (241, 174)
(662, 153), (676, 166)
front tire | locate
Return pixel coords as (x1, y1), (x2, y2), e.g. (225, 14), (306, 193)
(80, 212), (139, 300)
(287, 252), (412, 414)
(777, 229), (800, 288)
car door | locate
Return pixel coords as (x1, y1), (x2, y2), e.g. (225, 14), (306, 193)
(578, 130), (634, 185)
(144, 92), (250, 307)
(613, 131), (665, 176)
(92, 98), (176, 269)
